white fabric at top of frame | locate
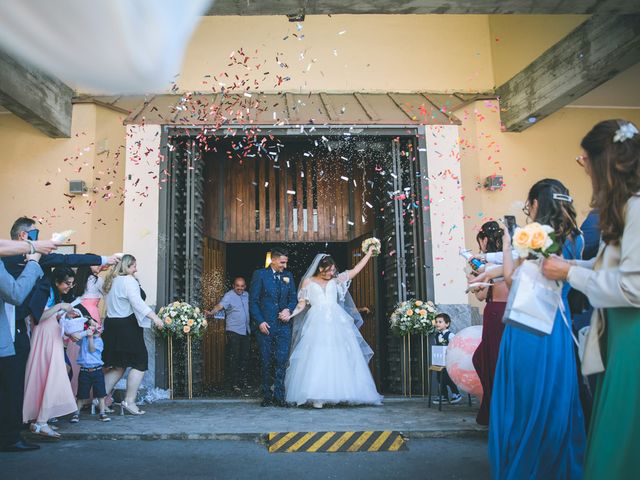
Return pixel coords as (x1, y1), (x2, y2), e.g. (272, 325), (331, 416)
(0, 0), (211, 93)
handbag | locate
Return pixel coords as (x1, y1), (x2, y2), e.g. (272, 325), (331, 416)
(580, 310), (606, 375)
(503, 259), (562, 335)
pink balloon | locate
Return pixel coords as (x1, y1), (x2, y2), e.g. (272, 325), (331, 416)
(445, 325), (483, 397)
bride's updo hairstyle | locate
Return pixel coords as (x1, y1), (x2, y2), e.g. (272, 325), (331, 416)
(314, 255), (337, 276)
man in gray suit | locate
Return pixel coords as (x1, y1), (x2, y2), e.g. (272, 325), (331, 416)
(0, 238), (58, 452)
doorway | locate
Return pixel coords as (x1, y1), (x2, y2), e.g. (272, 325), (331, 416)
(158, 129), (430, 396)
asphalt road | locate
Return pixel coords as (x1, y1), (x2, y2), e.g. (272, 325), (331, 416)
(2, 437), (490, 480)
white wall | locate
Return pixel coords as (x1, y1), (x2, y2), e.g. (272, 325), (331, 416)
(424, 125), (468, 305)
(123, 125), (162, 304)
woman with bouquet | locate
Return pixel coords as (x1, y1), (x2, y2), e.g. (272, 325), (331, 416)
(489, 179), (586, 479)
(283, 239), (383, 408)
(102, 255), (163, 415)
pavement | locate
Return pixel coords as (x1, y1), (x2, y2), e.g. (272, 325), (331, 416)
(41, 396), (486, 442)
(2, 438), (491, 480)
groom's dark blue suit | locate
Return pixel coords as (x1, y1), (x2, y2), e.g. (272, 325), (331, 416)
(249, 268), (297, 403)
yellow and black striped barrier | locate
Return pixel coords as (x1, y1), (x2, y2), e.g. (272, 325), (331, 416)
(267, 431), (407, 453)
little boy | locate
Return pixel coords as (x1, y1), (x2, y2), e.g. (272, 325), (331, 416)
(70, 320), (110, 422)
(434, 313), (462, 404)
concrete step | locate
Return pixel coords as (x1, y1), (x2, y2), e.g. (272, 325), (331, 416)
(38, 397), (487, 442)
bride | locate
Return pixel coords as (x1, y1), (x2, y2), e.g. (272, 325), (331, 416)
(282, 247), (383, 408)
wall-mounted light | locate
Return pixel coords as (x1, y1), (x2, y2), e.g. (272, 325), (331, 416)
(483, 175), (504, 191)
(265, 251), (272, 268)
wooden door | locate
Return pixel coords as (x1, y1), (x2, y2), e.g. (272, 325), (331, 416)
(201, 238), (227, 387)
(348, 235), (379, 386)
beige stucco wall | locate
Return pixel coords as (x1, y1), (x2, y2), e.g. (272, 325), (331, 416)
(178, 15), (495, 93)
(0, 104), (125, 253)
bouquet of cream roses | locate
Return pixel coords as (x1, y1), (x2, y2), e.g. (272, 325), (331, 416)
(512, 222), (560, 258)
(390, 299), (437, 336)
(156, 301), (208, 338)
(361, 237), (381, 256)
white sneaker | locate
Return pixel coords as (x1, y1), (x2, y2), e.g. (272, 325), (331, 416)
(449, 394), (462, 404)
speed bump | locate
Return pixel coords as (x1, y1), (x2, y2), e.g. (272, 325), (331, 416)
(267, 431), (407, 453)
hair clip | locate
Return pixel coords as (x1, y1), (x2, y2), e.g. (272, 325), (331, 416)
(613, 122), (639, 143)
(552, 193), (573, 203)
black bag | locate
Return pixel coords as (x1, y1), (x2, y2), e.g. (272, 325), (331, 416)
(567, 288), (590, 316)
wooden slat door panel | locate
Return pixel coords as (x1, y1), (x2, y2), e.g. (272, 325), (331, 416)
(206, 143), (378, 243)
(348, 235), (379, 386)
(202, 238), (227, 387)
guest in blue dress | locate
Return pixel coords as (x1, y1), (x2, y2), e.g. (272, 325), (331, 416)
(489, 179), (586, 479)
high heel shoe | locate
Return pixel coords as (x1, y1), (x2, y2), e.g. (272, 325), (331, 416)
(120, 401), (145, 416)
(30, 422), (61, 439)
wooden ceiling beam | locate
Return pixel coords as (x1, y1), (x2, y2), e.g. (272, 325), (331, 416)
(497, 14), (640, 132)
(206, 0), (639, 16)
(0, 48), (73, 138)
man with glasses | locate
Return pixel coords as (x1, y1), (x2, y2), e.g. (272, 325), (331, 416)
(0, 217), (118, 452)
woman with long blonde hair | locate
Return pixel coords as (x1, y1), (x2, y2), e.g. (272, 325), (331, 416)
(102, 255), (163, 415)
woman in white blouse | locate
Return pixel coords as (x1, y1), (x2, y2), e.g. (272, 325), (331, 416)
(102, 255), (163, 415)
(542, 119), (640, 479)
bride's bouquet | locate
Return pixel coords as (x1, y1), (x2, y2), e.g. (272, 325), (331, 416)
(361, 237), (381, 256)
(390, 299), (437, 336)
(156, 301), (208, 338)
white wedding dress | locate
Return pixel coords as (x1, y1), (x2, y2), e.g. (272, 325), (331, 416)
(285, 273), (383, 406)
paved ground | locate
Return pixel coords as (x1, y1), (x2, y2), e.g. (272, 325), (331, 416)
(1, 438), (491, 480)
(45, 397), (486, 440)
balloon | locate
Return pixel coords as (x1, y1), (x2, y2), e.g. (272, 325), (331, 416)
(445, 325), (483, 397)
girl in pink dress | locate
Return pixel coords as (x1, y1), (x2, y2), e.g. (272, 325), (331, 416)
(67, 265), (105, 394)
(23, 267), (79, 439)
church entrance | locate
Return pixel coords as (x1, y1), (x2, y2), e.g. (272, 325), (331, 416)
(157, 128), (432, 397)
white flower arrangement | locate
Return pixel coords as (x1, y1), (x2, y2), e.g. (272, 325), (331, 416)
(156, 301), (208, 338)
(613, 122), (638, 143)
(390, 299), (437, 336)
(361, 237), (382, 257)
(282, 276), (290, 284)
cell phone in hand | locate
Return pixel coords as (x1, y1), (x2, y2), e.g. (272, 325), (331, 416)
(504, 215), (517, 238)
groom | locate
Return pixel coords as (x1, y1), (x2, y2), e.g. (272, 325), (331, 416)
(249, 248), (297, 407)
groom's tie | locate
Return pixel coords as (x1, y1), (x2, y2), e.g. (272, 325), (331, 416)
(274, 272), (282, 302)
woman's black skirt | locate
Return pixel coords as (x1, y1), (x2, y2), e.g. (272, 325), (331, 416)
(102, 313), (148, 371)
